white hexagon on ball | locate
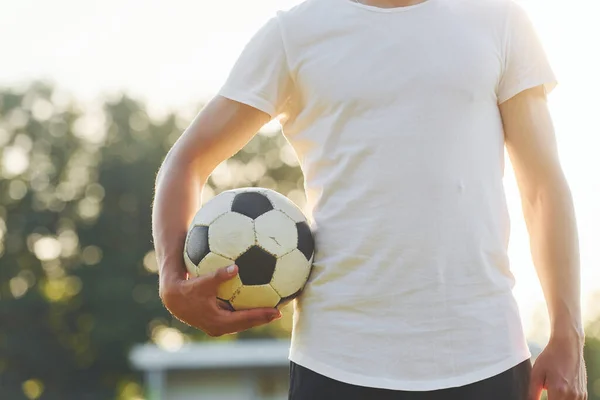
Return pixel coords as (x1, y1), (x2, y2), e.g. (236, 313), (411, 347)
(270, 249), (311, 298)
(192, 191), (236, 227)
(255, 210), (298, 257)
(230, 284), (280, 310)
(264, 191), (306, 223)
(208, 212), (256, 259)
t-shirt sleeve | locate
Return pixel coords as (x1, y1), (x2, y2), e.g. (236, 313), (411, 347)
(497, 1), (557, 104)
(218, 16), (294, 119)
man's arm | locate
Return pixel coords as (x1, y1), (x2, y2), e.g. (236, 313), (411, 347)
(500, 86), (587, 400)
(152, 96), (281, 336)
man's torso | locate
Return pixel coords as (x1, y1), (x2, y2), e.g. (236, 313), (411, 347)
(277, 0), (531, 390)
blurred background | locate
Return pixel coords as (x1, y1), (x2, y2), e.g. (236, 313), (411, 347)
(0, 0), (598, 399)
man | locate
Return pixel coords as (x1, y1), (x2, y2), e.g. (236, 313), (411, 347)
(152, 0), (587, 398)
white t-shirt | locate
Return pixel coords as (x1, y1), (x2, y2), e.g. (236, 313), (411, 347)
(218, 0), (556, 391)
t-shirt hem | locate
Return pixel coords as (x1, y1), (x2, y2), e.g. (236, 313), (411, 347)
(288, 349), (532, 391)
(218, 86), (277, 119)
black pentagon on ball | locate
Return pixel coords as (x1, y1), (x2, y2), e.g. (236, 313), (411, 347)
(235, 245), (277, 285)
(186, 226), (210, 265)
(296, 221), (315, 260)
(231, 192), (274, 219)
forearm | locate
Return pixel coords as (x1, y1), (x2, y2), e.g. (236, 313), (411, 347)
(151, 96), (269, 300)
(152, 149), (206, 291)
(523, 178), (583, 340)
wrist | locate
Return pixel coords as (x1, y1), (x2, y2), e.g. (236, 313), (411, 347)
(158, 254), (187, 290)
(550, 324), (585, 345)
(159, 272), (186, 310)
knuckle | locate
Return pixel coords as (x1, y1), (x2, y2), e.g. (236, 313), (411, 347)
(567, 387), (579, 396)
(555, 385), (575, 398)
(549, 385), (567, 396)
(555, 384), (568, 393)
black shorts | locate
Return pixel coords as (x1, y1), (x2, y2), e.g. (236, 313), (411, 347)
(289, 359), (531, 400)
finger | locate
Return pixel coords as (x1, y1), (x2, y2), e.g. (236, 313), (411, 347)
(211, 264), (239, 283)
(528, 364), (545, 400)
(188, 264), (238, 293)
(220, 307), (282, 333)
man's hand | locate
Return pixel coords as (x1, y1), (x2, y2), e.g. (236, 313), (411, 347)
(528, 335), (587, 400)
(160, 264), (282, 337)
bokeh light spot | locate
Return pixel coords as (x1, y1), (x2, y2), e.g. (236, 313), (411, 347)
(143, 251), (158, 273)
(85, 183), (105, 201)
(265, 148), (283, 169)
(22, 379), (44, 400)
(2, 146), (29, 177)
(58, 230), (79, 258)
(77, 198), (101, 220)
(280, 143), (299, 167)
(9, 276), (28, 299)
(72, 113), (107, 144)
(129, 111), (149, 132)
(152, 326), (184, 352)
(117, 380), (144, 400)
(286, 189), (306, 211)
(8, 180), (27, 200)
(8, 109), (28, 129)
(81, 246), (102, 265)
(210, 161), (233, 187)
(244, 158), (267, 182)
(31, 98), (54, 121)
(42, 277), (82, 302)
(201, 185), (215, 203)
(0, 128), (11, 146)
(33, 237), (61, 261)
(55, 182), (76, 202)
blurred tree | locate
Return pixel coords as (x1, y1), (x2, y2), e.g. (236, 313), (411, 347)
(586, 319), (600, 399)
(0, 82), (303, 399)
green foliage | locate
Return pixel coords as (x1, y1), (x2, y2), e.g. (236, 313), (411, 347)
(586, 321), (600, 399)
(0, 82), (303, 398)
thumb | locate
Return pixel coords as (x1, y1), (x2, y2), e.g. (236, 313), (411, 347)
(211, 264), (239, 284)
(528, 362), (545, 400)
(187, 265), (238, 293)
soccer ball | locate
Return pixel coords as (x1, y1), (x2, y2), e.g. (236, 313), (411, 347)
(184, 187), (315, 310)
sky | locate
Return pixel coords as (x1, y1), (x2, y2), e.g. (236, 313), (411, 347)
(1, 0), (599, 339)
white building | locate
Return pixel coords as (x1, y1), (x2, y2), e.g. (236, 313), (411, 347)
(130, 339), (543, 400)
(129, 339), (291, 400)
